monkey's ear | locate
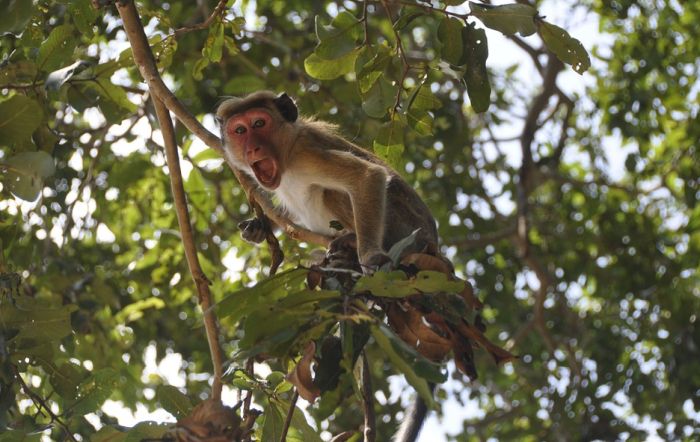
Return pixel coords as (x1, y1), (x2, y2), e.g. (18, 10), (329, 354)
(273, 93), (298, 122)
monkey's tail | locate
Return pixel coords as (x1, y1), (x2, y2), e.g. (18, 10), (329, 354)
(393, 396), (429, 442)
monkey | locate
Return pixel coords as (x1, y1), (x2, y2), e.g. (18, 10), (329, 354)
(216, 91), (438, 271)
(216, 91), (437, 441)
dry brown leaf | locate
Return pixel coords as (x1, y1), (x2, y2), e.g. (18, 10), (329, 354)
(286, 341), (321, 402)
(387, 303), (452, 361)
(174, 399), (242, 441)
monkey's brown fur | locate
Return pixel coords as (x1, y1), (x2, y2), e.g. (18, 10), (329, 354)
(217, 91), (437, 269)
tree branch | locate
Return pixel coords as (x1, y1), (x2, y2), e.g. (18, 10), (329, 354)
(153, 96), (225, 399)
(115, 0), (333, 252)
(361, 353), (376, 442)
(279, 391), (299, 442)
(173, 0), (228, 38)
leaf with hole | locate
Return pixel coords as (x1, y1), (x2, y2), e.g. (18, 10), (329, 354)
(462, 25), (491, 113)
(538, 20), (591, 74)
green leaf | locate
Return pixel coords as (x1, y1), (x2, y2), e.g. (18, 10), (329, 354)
(407, 85), (442, 112)
(124, 422), (170, 441)
(68, 368), (119, 415)
(69, 0), (98, 37)
(538, 20), (591, 74)
(49, 363), (88, 400)
(305, 49), (359, 80)
(261, 400), (285, 442)
(406, 109), (434, 136)
(37, 24), (76, 73)
(387, 229), (419, 264)
(156, 385), (193, 419)
(355, 270), (463, 298)
(0, 60), (37, 85)
(0, 95), (42, 144)
(370, 324), (445, 406)
(361, 76), (398, 118)
(0, 0), (34, 35)
(289, 403), (324, 442)
(203, 19), (225, 63)
(469, 2), (538, 36)
(393, 6), (424, 31)
(0, 430), (41, 442)
(3, 151), (56, 202)
(437, 17), (465, 66)
(223, 74), (267, 95)
(91, 427), (127, 442)
(462, 25), (491, 113)
(356, 45), (392, 94)
(215, 268), (308, 322)
(93, 78), (138, 114)
(355, 271), (418, 297)
(373, 119), (405, 167)
(315, 11), (362, 59)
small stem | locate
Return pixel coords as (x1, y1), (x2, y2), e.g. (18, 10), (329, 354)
(361, 353), (376, 442)
(279, 391), (300, 442)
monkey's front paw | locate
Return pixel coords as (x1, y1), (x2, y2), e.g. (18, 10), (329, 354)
(360, 251), (392, 274)
(238, 218), (268, 244)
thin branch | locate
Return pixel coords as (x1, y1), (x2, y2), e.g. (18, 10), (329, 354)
(361, 353), (376, 442)
(12, 365), (77, 442)
(173, 0), (228, 38)
(115, 0), (332, 250)
(116, 1), (220, 150)
(279, 391), (299, 442)
(152, 95), (225, 400)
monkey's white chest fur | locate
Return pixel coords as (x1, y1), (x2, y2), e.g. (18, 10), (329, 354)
(275, 172), (338, 236)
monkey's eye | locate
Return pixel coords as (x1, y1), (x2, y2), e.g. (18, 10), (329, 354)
(234, 126), (246, 135)
(252, 119), (266, 128)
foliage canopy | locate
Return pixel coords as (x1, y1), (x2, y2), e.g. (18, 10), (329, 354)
(0, 0), (698, 441)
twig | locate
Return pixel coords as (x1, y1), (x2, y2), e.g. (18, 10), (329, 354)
(279, 391), (299, 442)
(361, 353), (376, 442)
(12, 365), (77, 442)
(173, 0), (228, 38)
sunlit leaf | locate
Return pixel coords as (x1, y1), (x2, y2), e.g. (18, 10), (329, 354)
(304, 49), (359, 80)
(157, 385), (193, 419)
(68, 368), (119, 415)
(538, 20), (591, 74)
(37, 24), (76, 73)
(373, 119), (405, 167)
(469, 2), (538, 36)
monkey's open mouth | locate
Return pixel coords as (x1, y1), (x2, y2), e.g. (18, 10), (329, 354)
(252, 158), (279, 188)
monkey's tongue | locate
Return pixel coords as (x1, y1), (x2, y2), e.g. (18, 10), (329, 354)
(253, 159), (277, 186)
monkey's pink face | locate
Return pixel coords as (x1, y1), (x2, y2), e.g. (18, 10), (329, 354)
(226, 108), (281, 189)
